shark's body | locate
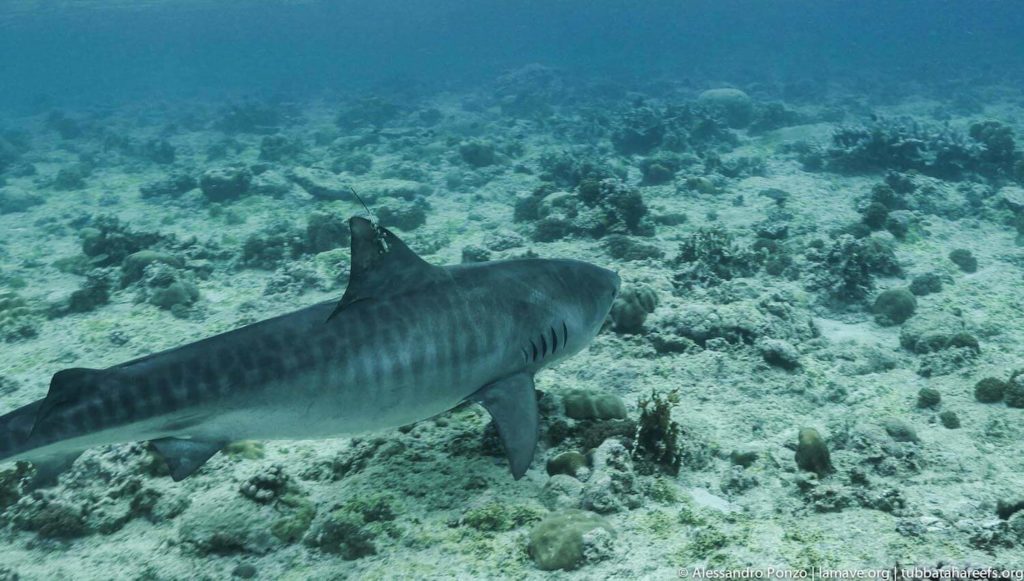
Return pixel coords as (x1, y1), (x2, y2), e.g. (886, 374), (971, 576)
(0, 217), (619, 482)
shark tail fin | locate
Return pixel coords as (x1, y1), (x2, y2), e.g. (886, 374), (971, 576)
(0, 401), (83, 487)
(0, 400), (42, 464)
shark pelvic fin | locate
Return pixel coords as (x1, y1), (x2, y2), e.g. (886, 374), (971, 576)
(328, 216), (450, 321)
(149, 438), (225, 481)
(31, 368), (107, 438)
(472, 373), (539, 480)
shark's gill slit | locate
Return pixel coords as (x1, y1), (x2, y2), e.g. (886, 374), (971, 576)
(539, 333), (547, 358)
(562, 321), (569, 347)
(550, 327), (558, 353)
(521, 347), (529, 363)
(529, 339), (538, 361)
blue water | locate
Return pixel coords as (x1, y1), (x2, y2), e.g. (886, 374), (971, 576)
(1, 0), (1022, 110)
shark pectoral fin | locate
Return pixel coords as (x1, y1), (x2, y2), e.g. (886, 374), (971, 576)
(29, 451), (84, 488)
(328, 216), (451, 321)
(472, 373), (539, 480)
(149, 438), (225, 481)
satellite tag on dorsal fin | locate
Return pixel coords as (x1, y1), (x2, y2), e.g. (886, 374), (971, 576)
(328, 216), (450, 321)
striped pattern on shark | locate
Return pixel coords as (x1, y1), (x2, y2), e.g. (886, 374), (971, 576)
(0, 216), (620, 483)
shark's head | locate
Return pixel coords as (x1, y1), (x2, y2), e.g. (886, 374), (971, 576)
(531, 258), (621, 359)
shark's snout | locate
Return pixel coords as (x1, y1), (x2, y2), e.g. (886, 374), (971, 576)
(595, 266), (621, 307)
(587, 265), (621, 328)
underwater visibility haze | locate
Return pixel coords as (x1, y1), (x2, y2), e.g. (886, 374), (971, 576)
(1, 0), (1024, 579)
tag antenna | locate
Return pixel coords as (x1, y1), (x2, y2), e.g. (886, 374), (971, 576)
(349, 186), (375, 222)
(349, 186), (389, 253)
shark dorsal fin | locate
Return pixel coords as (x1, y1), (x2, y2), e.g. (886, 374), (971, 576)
(329, 216), (449, 320)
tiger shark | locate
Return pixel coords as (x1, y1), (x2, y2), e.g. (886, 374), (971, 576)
(0, 217), (620, 484)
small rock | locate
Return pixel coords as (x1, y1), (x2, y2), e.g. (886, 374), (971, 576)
(540, 475), (585, 510)
(729, 447), (759, 468)
(306, 509), (376, 560)
(909, 273), (943, 296)
(996, 498), (1024, 520)
(461, 245), (491, 263)
(882, 418), (919, 443)
(899, 311), (975, 354)
(759, 188), (789, 205)
(609, 284), (658, 334)
(916, 387), (941, 409)
(974, 377), (1007, 403)
(121, 250), (183, 284)
(459, 140), (497, 167)
(482, 229), (525, 251)
(1005, 372), (1024, 408)
(562, 390), (628, 420)
(998, 185), (1024, 213)
(239, 465), (289, 504)
(885, 211), (914, 239)
(582, 439), (642, 513)
(948, 249), (978, 273)
(872, 288), (917, 326)
(233, 564), (257, 579)
(527, 510), (614, 571)
(697, 88), (754, 128)
(140, 263), (199, 311)
(794, 427), (832, 477)
(547, 452), (588, 478)
(200, 166), (252, 202)
(757, 338), (801, 370)
(939, 410), (960, 429)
